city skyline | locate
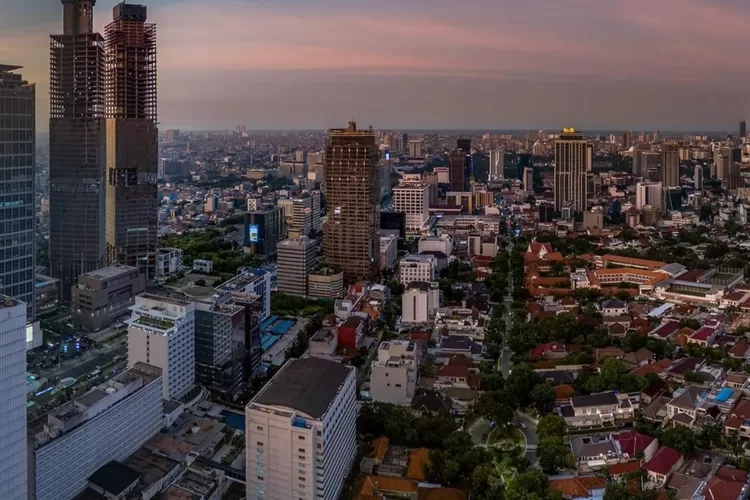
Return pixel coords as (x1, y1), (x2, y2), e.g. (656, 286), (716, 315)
(2, 0), (749, 131)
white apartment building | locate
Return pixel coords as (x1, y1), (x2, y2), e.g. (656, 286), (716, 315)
(380, 236), (398, 270)
(193, 258), (213, 274)
(402, 282), (441, 324)
(398, 254), (436, 285)
(0, 297), (27, 500)
(636, 182), (663, 212)
(246, 358), (356, 500)
(370, 340), (420, 405)
(156, 247), (183, 278)
(393, 182), (430, 231)
(418, 235), (452, 256)
(127, 294), (196, 400)
(29, 363), (163, 500)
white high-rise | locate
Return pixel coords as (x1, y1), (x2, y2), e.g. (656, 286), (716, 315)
(488, 150), (504, 180)
(554, 128), (588, 213)
(636, 182), (664, 212)
(126, 294), (195, 400)
(0, 297), (27, 500)
(246, 357), (356, 500)
(401, 282), (440, 324)
(393, 181), (430, 231)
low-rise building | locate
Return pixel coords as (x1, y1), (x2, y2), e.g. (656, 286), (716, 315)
(398, 254), (436, 285)
(35, 274), (60, 317)
(307, 267), (344, 299)
(192, 258), (213, 274)
(561, 392), (636, 428)
(644, 446), (683, 488)
(370, 340), (420, 405)
(72, 265), (145, 332)
(380, 235), (398, 270)
(156, 248), (183, 279)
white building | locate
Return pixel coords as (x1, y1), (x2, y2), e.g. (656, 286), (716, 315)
(379, 236), (398, 270)
(0, 297), (27, 499)
(218, 268), (272, 321)
(418, 235), (452, 256)
(489, 149), (504, 180)
(246, 357), (356, 500)
(277, 237), (317, 296)
(393, 182), (430, 231)
(370, 340), (420, 405)
(193, 258), (213, 274)
(204, 195), (219, 213)
(29, 363), (163, 500)
(156, 248), (183, 278)
(398, 254), (436, 284)
(126, 294), (196, 400)
(402, 282), (440, 324)
(636, 182), (663, 212)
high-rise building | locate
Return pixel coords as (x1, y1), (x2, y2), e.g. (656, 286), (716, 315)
(635, 182), (663, 212)
(29, 362), (162, 500)
(632, 143), (651, 177)
(554, 127), (588, 213)
(277, 236), (317, 296)
(659, 141), (680, 188)
(246, 357), (357, 500)
(310, 190), (322, 233)
(488, 149), (504, 180)
(741, 121), (746, 139)
(408, 139), (422, 158)
(49, 0), (106, 299)
(623, 130), (632, 150)
(0, 297), (27, 499)
(523, 167), (534, 195)
(323, 122), (380, 282)
(715, 147), (741, 183)
(126, 294), (196, 400)
(538, 202), (554, 223)
(0, 66), (36, 320)
(393, 181), (430, 231)
(245, 206), (285, 258)
(728, 162), (743, 192)
(694, 165), (704, 191)
(104, 3), (158, 278)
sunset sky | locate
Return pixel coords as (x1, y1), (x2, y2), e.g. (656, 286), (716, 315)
(2, 0), (749, 131)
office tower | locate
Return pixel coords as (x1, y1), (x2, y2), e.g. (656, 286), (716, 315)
(49, 0), (106, 299)
(194, 294), (247, 400)
(488, 149), (504, 180)
(393, 181), (430, 231)
(715, 147), (740, 183)
(554, 127), (588, 213)
(586, 144), (593, 172)
(408, 139), (422, 158)
(323, 122), (380, 282)
(126, 294), (196, 400)
(277, 236), (317, 296)
(290, 196), (313, 236)
(29, 363), (162, 500)
(0, 66), (36, 320)
(104, 2), (158, 278)
(310, 190), (322, 233)
(532, 141), (544, 156)
(246, 357), (357, 500)
(523, 167), (534, 194)
(728, 162), (743, 191)
(635, 182), (663, 212)
(659, 141), (680, 188)
(0, 297), (27, 499)
(741, 121), (746, 139)
(71, 264), (145, 331)
(245, 206), (285, 258)
(694, 165), (704, 190)
(623, 130), (632, 150)
(458, 138), (473, 185)
(632, 143), (651, 177)
(517, 153), (532, 180)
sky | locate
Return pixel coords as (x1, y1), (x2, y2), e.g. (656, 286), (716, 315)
(1, 0), (749, 132)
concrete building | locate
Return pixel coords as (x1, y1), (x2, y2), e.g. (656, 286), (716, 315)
(323, 122), (380, 282)
(126, 294), (195, 400)
(418, 235), (452, 257)
(583, 211), (604, 230)
(379, 236), (398, 270)
(370, 340), (419, 405)
(72, 265), (145, 332)
(104, 3), (158, 278)
(245, 206), (285, 258)
(660, 141), (680, 188)
(192, 259), (213, 274)
(523, 167), (534, 195)
(246, 357), (357, 500)
(402, 282), (440, 324)
(218, 268), (272, 322)
(277, 237), (317, 296)
(307, 268), (344, 299)
(0, 66), (36, 320)
(0, 297), (27, 499)
(35, 274), (60, 318)
(448, 140), (471, 192)
(554, 127), (587, 213)
(489, 149), (504, 180)
(393, 181), (430, 231)
(636, 182), (664, 212)
(398, 254), (436, 284)
(49, 0), (107, 299)
(156, 248), (183, 279)
(408, 139), (422, 158)
(29, 363), (162, 500)
(694, 165), (703, 191)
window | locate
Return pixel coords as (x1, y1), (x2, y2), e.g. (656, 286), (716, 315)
(299, 476), (306, 481)
(298, 436), (305, 440)
(257, 425), (264, 431)
(299, 448), (305, 453)
(257, 441), (264, 446)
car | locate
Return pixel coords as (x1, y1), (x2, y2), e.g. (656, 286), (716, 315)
(519, 423), (527, 430)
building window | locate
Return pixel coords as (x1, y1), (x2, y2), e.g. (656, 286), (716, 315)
(298, 436), (305, 440)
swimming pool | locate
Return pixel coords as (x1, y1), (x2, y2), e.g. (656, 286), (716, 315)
(221, 410), (245, 431)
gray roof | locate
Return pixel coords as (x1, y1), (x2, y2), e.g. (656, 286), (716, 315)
(253, 358), (353, 420)
(572, 392), (619, 408)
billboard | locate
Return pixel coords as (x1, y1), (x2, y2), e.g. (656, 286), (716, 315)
(248, 224), (259, 243)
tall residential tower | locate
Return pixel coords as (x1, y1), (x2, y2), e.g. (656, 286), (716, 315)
(104, 2), (158, 278)
(554, 127), (587, 213)
(323, 122), (380, 282)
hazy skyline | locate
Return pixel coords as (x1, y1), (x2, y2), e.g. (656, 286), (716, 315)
(2, 0), (749, 131)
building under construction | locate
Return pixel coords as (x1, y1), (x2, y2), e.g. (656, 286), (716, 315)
(104, 2), (158, 278)
(323, 122), (380, 283)
(49, 0), (106, 299)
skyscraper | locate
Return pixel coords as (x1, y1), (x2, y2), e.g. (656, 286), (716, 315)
(488, 149), (504, 180)
(49, 0), (106, 299)
(741, 121), (746, 139)
(635, 181), (663, 212)
(554, 127), (588, 213)
(659, 141), (680, 188)
(694, 165), (703, 191)
(104, 3), (158, 278)
(448, 139), (471, 191)
(0, 297), (28, 499)
(323, 122), (380, 282)
(622, 130), (632, 150)
(632, 143), (651, 177)
(0, 66), (36, 319)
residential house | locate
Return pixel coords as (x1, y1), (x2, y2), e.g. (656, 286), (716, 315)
(435, 364), (470, 389)
(666, 385), (707, 427)
(724, 397), (750, 439)
(664, 357), (705, 384)
(688, 326), (719, 347)
(601, 299), (628, 317)
(560, 392), (636, 429)
(644, 446), (684, 488)
(648, 321), (681, 340)
(622, 348), (655, 369)
(529, 341), (568, 361)
(612, 430), (659, 461)
(570, 435), (621, 472)
(701, 466), (750, 500)
(641, 396), (670, 424)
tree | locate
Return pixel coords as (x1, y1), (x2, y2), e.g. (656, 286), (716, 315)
(504, 469), (563, 500)
(470, 463), (502, 500)
(530, 382), (556, 415)
(505, 363), (540, 407)
(659, 425), (696, 456)
(538, 437), (575, 474)
(604, 481), (656, 500)
(537, 414), (567, 439)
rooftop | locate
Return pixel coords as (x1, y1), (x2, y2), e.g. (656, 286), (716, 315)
(87, 461), (142, 497)
(251, 357), (353, 420)
(83, 264), (138, 281)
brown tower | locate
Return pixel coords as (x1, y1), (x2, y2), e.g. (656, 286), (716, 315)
(323, 122), (380, 283)
(104, 2), (158, 278)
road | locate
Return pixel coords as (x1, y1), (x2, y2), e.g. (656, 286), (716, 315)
(39, 343), (128, 381)
(517, 412), (538, 465)
(498, 237), (514, 378)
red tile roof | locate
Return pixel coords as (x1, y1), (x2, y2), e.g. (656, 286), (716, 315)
(649, 321), (680, 339)
(529, 341), (566, 360)
(606, 461), (641, 476)
(644, 446), (682, 476)
(702, 466), (748, 500)
(613, 430), (656, 457)
(690, 326), (716, 341)
(437, 364), (469, 379)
